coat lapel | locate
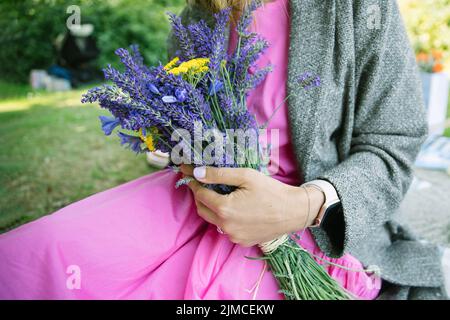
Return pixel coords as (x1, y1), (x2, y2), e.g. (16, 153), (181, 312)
(287, 0), (337, 181)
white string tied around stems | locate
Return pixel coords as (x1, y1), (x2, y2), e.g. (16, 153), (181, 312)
(259, 234), (290, 254)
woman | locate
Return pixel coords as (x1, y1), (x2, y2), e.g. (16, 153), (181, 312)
(0, 0), (448, 299)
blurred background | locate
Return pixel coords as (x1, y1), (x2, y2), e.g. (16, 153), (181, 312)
(0, 0), (449, 244)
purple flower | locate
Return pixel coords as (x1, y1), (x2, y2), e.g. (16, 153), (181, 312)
(147, 83), (160, 95)
(188, 20), (213, 58)
(115, 48), (144, 75)
(209, 80), (224, 96)
(130, 44), (144, 67)
(162, 95), (178, 103)
(298, 72), (321, 90)
(312, 76), (321, 87)
(175, 88), (187, 102)
(167, 12), (196, 60)
(99, 115), (121, 136)
(227, 3), (271, 98)
(117, 132), (143, 154)
(236, 0), (260, 37)
(298, 72), (313, 83)
(208, 8), (232, 79)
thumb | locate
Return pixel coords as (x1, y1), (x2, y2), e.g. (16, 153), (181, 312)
(193, 166), (253, 186)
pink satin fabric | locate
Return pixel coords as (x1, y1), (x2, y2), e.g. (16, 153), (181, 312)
(0, 0), (380, 299)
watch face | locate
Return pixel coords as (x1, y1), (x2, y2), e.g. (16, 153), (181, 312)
(320, 202), (344, 253)
(321, 202), (342, 228)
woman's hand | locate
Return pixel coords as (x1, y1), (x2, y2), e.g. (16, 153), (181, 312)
(180, 165), (325, 247)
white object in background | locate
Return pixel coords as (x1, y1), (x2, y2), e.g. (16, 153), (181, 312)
(420, 72), (449, 135)
(44, 75), (72, 92)
(146, 151), (170, 169)
(409, 176), (432, 192)
(415, 134), (450, 171)
(69, 23), (94, 37)
(30, 70), (48, 90)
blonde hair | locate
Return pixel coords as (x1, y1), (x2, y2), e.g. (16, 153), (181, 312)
(189, 0), (267, 12)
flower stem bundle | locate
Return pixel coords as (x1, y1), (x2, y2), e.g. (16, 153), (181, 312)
(259, 236), (352, 300)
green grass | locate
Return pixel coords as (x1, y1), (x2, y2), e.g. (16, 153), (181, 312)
(0, 82), (156, 233)
(0, 81), (41, 100)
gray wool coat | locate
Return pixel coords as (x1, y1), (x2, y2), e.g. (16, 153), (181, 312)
(168, 0), (448, 299)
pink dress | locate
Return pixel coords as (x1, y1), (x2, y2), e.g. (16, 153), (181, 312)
(0, 0), (380, 300)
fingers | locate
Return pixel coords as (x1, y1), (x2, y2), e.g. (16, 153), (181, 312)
(192, 166), (254, 187)
(181, 165), (241, 220)
(194, 200), (221, 226)
(182, 165), (254, 187)
(180, 164), (193, 176)
(185, 177), (202, 193)
(186, 179), (228, 215)
(185, 178), (222, 226)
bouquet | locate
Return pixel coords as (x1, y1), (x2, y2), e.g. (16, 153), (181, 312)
(82, 2), (351, 300)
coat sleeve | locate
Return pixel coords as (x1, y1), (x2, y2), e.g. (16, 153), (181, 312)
(314, 0), (428, 257)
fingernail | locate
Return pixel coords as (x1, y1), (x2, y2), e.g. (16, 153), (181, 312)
(193, 166), (206, 180)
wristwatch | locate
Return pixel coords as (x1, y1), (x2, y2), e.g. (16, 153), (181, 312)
(302, 180), (341, 228)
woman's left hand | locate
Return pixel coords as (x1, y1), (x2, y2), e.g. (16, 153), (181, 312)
(180, 165), (324, 247)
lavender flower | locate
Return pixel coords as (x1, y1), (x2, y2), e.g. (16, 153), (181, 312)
(208, 7), (232, 79)
(188, 20), (213, 58)
(147, 83), (160, 95)
(162, 96), (177, 103)
(209, 80), (224, 96)
(227, 3), (272, 98)
(175, 88), (188, 102)
(167, 12), (196, 60)
(99, 116), (120, 136)
(117, 132), (143, 153)
(236, 0), (260, 37)
(298, 72), (321, 90)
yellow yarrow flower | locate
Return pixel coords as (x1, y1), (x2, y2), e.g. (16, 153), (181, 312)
(168, 58), (210, 76)
(169, 65), (189, 76)
(164, 57), (180, 71)
(139, 128), (157, 152)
